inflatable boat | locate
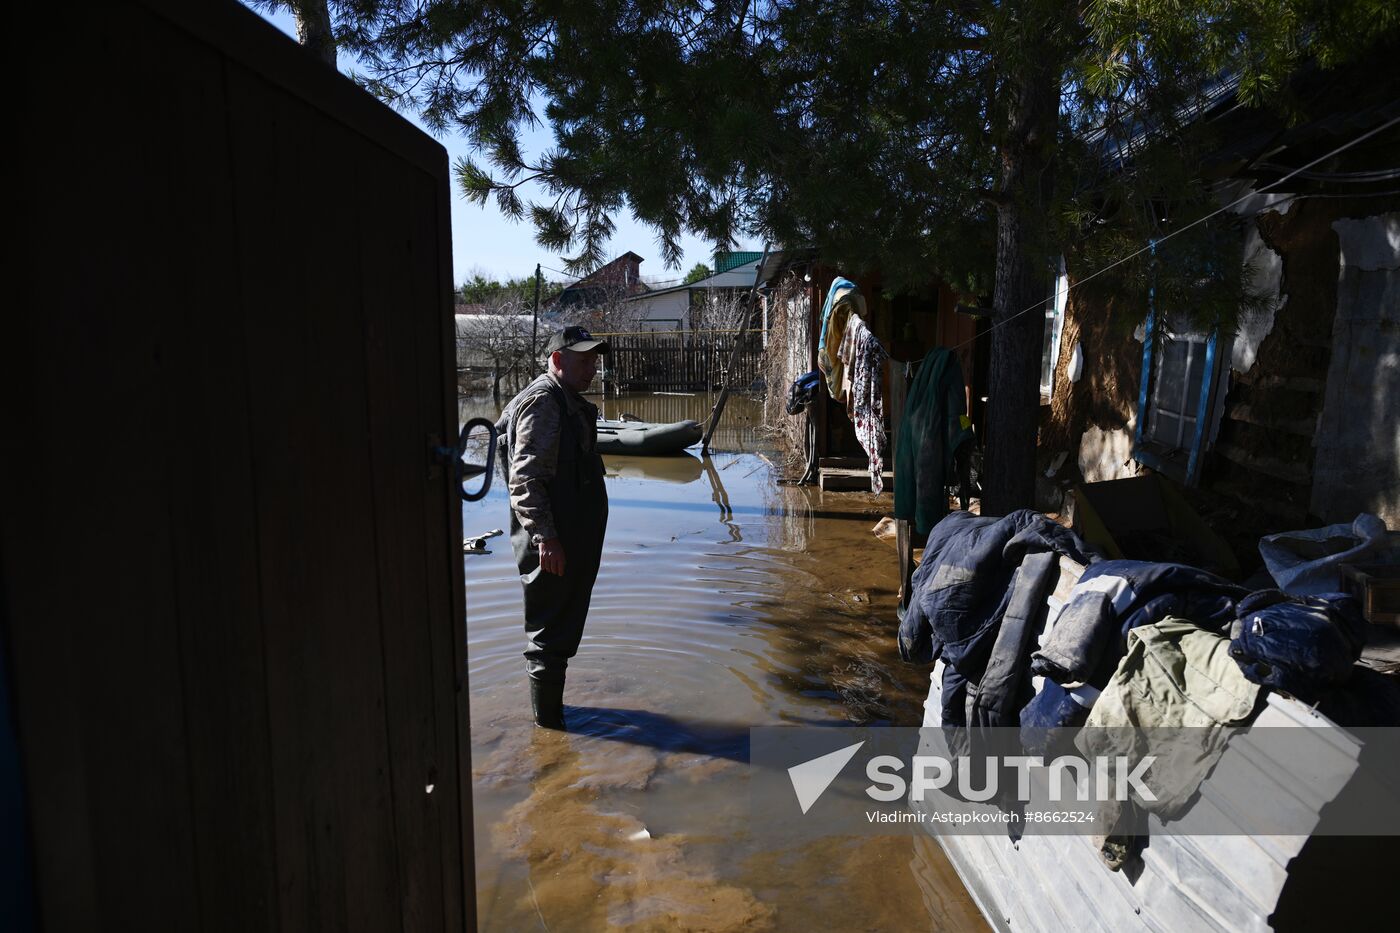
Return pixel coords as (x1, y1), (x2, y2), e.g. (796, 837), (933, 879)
(595, 419), (703, 456)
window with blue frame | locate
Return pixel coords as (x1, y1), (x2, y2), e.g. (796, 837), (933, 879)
(1040, 260), (1069, 398)
(1133, 312), (1222, 486)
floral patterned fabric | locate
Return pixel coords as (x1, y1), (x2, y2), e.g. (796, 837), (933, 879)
(837, 314), (887, 492)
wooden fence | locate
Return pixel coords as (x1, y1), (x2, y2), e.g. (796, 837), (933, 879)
(600, 329), (765, 392)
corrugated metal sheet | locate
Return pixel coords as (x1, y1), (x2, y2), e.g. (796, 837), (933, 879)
(914, 668), (1363, 933)
(715, 250), (764, 273)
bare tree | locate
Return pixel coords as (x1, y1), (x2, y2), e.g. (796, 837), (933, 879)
(690, 288), (755, 333)
(456, 297), (534, 403)
(575, 282), (652, 336)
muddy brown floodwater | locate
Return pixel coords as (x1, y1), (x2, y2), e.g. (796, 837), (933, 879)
(459, 391), (988, 932)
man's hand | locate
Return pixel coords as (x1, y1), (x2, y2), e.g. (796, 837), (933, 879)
(539, 537), (566, 576)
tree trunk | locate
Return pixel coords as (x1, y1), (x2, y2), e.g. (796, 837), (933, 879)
(293, 0), (336, 68)
(982, 47), (1062, 516)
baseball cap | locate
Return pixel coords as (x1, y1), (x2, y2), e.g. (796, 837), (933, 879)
(545, 325), (611, 354)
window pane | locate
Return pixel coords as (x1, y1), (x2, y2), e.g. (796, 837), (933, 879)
(1041, 310), (1055, 388)
(1151, 411), (1182, 446)
(1156, 340), (1189, 411)
(1186, 343), (1208, 404)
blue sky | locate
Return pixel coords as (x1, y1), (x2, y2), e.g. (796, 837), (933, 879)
(253, 6), (758, 286)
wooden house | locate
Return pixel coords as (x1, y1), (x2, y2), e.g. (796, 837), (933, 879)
(549, 251), (650, 311)
(1042, 56), (1400, 564)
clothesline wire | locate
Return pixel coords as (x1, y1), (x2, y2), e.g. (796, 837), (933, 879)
(932, 113), (1400, 356)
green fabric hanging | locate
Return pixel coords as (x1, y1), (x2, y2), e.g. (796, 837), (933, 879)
(893, 347), (971, 534)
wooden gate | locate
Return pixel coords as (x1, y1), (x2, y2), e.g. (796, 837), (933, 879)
(6, 2), (473, 930)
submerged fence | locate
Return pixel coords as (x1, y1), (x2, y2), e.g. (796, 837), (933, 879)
(599, 329), (765, 392)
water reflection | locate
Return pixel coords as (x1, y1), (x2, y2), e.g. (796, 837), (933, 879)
(462, 389), (987, 932)
(606, 452), (705, 485)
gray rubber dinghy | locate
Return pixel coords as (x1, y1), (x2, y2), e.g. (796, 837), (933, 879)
(595, 419), (704, 456)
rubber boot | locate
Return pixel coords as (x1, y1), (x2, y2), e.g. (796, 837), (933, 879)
(530, 679), (567, 730)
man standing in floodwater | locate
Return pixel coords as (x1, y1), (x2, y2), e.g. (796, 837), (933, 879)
(495, 326), (611, 730)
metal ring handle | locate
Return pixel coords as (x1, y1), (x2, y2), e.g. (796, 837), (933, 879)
(456, 417), (497, 502)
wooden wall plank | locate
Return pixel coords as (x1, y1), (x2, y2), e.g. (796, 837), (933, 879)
(7, 5), (203, 929)
(145, 19), (282, 933)
(415, 162), (474, 931)
(356, 143), (451, 931)
(418, 158), (477, 931)
(225, 64), (402, 933)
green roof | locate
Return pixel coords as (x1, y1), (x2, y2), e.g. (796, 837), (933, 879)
(713, 251), (763, 273)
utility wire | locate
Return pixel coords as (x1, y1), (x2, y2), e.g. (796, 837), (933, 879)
(944, 113), (1400, 353)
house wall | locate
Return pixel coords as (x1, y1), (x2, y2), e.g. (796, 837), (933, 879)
(701, 259), (762, 287)
(1311, 212), (1400, 524)
(1229, 190), (1292, 374)
(628, 290), (690, 330)
(1045, 189), (1400, 543)
(555, 253), (647, 309)
(1041, 287), (1144, 482)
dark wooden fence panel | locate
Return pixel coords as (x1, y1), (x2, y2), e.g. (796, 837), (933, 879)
(601, 330), (766, 392)
(7, 3), (471, 931)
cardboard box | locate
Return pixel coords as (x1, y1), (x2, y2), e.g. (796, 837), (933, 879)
(1340, 564), (1400, 625)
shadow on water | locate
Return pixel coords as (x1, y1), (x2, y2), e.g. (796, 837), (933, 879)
(566, 706), (877, 765)
(567, 707), (751, 763)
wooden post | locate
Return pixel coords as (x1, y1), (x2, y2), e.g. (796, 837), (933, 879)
(897, 518), (914, 612)
(531, 262), (541, 361)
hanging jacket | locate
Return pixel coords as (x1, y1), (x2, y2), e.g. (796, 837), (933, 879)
(893, 348), (971, 535)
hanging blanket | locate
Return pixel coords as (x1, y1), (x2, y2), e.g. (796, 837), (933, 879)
(838, 315), (887, 492)
(816, 278), (866, 399)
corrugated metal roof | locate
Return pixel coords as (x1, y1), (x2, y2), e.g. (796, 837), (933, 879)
(714, 251), (764, 273)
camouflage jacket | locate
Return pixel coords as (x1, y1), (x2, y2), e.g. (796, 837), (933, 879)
(495, 373), (599, 542)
